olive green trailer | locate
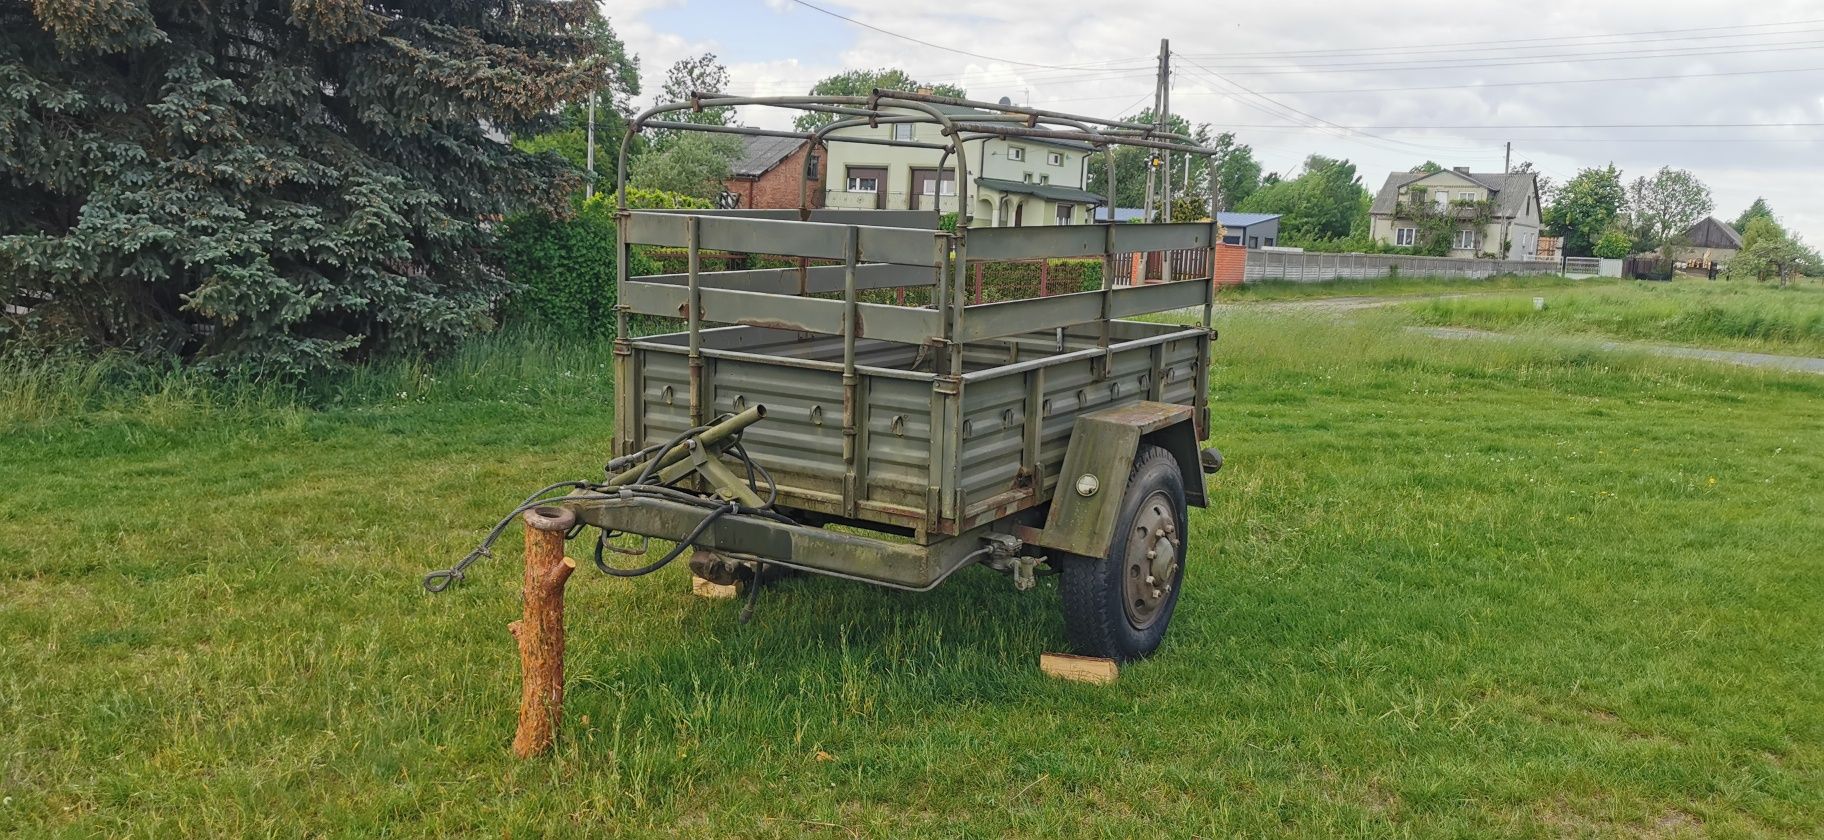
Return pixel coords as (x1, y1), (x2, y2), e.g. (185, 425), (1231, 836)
(435, 90), (1226, 662)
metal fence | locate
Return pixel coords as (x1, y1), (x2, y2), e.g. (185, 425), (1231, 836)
(1112, 249), (1210, 285)
(1241, 250), (1565, 283)
(1562, 256), (1602, 275)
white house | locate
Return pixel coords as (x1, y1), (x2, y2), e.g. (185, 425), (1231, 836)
(821, 105), (1104, 227)
(1368, 167), (1543, 259)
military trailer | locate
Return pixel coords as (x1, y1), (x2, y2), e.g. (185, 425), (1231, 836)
(432, 90), (1225, 662)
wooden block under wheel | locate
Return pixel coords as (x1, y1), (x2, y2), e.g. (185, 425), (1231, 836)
(1040, 652), (1118, 685)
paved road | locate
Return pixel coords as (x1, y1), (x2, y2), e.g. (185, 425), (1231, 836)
(1411, 326), (1824, 376)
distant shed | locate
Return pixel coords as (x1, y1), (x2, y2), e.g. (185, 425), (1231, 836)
(1677, 216), (1742, 267)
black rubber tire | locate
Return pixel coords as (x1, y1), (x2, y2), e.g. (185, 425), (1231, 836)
(1057, 444), (1188, 662)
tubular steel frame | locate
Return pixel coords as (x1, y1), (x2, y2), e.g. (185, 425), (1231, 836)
(608, 90), (1222, 550)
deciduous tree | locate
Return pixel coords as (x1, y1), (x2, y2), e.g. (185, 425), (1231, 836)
(1627, 166), (1713, 259)
(1732, 197), (1776, 234)
(1, 0), (606, 372)
(1234, 155), (1368, 245)
(1732, 230), (1820, 286)
(627, 133), (742, 200)
(1543, 164), (1627, 257)
(658, 53), (735, 129)
(792, 69), (965, 132)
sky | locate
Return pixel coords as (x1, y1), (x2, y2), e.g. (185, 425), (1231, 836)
(606, 0), (1824, 240)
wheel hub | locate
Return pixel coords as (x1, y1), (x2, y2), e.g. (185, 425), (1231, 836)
(1123, 490), (1180, 629)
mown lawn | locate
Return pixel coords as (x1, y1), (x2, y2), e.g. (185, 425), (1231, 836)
(2, 318), (1820, 837)
(1404, 278), (1824, 356)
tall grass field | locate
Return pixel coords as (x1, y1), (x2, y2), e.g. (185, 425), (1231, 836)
(2, 313), (1820, 836)
(1406, 278), (1824, 356)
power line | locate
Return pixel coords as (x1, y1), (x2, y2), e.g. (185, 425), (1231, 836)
(1214, 122), (1824, 130)
(1224, 126), (1821, 144)
(724, 61), (1157, 92)
(1171, 52), (1493, 156)
(788, 0), (1153, 71)
(1035, 63), (1824, 102)
(1236, 64), (1824, 96)
(1185, 28), (1824, 71)
(1177, 40), (1824, 76)
(1187, 27), (1824, 68)
(1176, 16), (1824, 59)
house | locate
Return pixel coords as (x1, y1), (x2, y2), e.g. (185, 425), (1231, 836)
(1368, 167), (1542, 259)
(1214, 212), (1280, 248)
(1676, 216), (1741, 267)
(1095, 208), (1282, 247)
(821, 104), (1103, 226)
(722, 135), (824, 210)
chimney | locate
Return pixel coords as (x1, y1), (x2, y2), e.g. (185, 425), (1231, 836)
(917, 86), (934, 95)
(1453, 166), (1471, 174)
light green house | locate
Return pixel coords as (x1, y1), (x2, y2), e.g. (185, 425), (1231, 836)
(821, 105), (1104, 227)
(1368, 167), (1543, 259)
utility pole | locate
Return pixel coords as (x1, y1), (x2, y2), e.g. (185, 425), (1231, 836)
(1504, 140), (1511, 174)
(1143, 39), (1167, 223)
(585, 92), (597, 199)
(1160, 39), (1172, 222)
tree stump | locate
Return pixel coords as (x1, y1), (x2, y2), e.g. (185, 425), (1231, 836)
(511, 505), (577, 759)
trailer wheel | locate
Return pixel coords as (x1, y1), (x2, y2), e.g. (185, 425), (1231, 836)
(1057, 444), (1188, 662)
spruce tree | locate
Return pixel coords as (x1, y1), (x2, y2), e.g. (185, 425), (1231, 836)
(2, 0), (613, 372)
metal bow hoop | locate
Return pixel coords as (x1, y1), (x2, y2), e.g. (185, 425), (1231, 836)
(615, 88), (1222, 227)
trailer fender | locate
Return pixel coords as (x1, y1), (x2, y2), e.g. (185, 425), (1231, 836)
(1015, 401), (1207, 557)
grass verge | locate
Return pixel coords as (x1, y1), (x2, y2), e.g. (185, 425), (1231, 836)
(1214, 272), (1607, 302)
(1404, 278), (1824, 356)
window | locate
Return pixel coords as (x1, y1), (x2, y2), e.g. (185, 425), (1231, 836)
(1458, 191), (1474, 203)
(1456, 228), (1477, 249)
(1047, 152), (1063, 166)
(846, 175), (878, 193)
(1433, 191), (1449, 210)
(1222, 234), (1242, 245)
(919, 177), (956, 196)
(1248, 236), (1259, 248)
(1056, 203), (1074, 225)
(1039, 174), (1051, 185)
(1007, 146), (1025, 161)
(806, 154), (820, 179)
(1022, 172), (1033, 183)
(1395, 227), (1416, 246)
(893, 123), (914, 141)
(1265, 237), (1276, 247)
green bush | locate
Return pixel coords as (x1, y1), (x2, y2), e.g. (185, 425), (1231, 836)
(499, 201), (656, 338)
(1593, 229), (1633, 259)
(603, 188), (715, 211)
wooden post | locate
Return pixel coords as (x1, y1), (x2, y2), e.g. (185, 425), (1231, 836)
(511, 505), (577, 759)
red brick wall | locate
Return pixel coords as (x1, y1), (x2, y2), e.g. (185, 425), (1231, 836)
(724, 143), (825, 210)
(1212, 244), (1247, 286)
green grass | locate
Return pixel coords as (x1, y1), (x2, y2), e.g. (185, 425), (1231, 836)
(1405, 278), (1824, 356)
(3, 322), (1821, 836)
(1215, 272), (1606, 302)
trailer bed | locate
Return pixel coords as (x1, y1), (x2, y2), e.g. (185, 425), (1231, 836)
(624, 320), (1208, 541)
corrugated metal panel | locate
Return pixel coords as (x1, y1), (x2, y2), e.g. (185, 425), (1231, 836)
(865, 377), (936, 505)
(958, 375), (1027, 508)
